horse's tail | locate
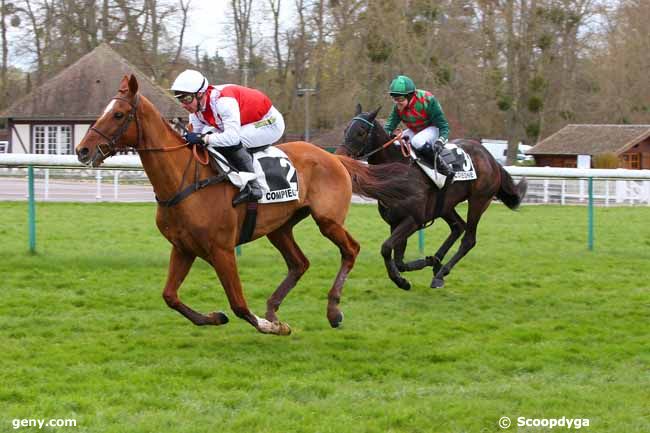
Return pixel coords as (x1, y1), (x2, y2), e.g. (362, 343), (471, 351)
(496, 165), (528, 210)
(336, 155), (425, 203)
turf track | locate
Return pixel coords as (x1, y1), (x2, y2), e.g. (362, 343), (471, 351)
(1, 202), (648, 432)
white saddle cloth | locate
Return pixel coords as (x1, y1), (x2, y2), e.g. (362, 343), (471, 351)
(410, 143), (477, 189)
(208, 146), (300, 204)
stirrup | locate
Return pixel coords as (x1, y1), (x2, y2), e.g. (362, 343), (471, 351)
(232, 184), (263, 207)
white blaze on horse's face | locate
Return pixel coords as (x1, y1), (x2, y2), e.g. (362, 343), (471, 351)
(98, 99), (117, 121)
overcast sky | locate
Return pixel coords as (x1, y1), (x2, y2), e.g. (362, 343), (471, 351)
(181, 0), (295, 62)
(6, 0), (295, 69)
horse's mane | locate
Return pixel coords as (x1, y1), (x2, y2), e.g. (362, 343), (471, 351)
(139, 93), (186, 144)
(160, 114), (186, 144)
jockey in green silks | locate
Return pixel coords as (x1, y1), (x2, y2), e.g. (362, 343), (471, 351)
(384, 75), (454, 180)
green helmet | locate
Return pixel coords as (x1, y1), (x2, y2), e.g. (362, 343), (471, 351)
(389, 75), (416, 95)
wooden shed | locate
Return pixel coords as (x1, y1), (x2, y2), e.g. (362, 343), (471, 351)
(529, 124), (650, 169)
(0, 43), (186, 155)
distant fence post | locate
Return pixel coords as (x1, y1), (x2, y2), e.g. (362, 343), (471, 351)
(95, 170), (102, 199)
(44, 168), (50, 200)
(28, 165), (36, 254)
(543, 179), (549, 203)
(113, 170), (120, 200)
(588, 177), (594, 251)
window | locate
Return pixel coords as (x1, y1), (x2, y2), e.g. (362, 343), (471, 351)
(33, 125), (72, 154)
(621, 153), (640, 169)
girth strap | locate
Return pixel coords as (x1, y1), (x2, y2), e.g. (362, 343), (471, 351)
(156, 174), (227, 208)
(238, 202), (258, 245)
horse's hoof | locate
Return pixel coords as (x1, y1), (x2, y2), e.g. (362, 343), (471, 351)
(329, 311), (344, 328)
(430, 278), (445, 289)
(277, 321), (292, 336)
(207, 311), (229, 325)
(396, 278), (411, 291)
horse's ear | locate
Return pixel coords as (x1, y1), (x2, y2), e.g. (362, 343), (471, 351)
(118, 75), (130, 94)
(128, 74), (139, 95)
(355, 103), (362, 115)
(368, 106), (382, 121)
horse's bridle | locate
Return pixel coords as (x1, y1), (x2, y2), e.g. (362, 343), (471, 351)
(84, 93), (223, 206)
(344, 115), (408, 160)
(342, 115), (376, 159)
(87, 95), (143, 160)
(86, 94), (197, 165)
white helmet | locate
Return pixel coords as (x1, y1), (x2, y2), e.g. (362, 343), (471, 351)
(170, 69), (208, 93)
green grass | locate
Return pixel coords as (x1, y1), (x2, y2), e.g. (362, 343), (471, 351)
(1, 201), (648, 433)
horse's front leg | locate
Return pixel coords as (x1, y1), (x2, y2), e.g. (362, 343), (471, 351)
(431, 200), (487, 289)
(380, 217), (420, 291)
(430, 210), (466, 275)
(211, 247), (291, 335)
(162, 245), (229, 326)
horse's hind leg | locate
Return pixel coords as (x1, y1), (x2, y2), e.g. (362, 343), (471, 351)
(431, 198), (490, 289)
(162, 245), (229, 326)
(314, 217), (360, 328)
(265, 215), (311, 323)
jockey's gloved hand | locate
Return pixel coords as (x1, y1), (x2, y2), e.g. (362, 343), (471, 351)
(184, 132), (205, 147)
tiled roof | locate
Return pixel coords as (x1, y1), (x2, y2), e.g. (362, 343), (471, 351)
(529, 124), (650, 155)
(0, 43), (186, 120)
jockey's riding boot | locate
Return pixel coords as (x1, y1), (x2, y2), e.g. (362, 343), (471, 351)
(422, 141), (454, 180)
(435, 153), (454, 179)
(222, 145), (263, 206)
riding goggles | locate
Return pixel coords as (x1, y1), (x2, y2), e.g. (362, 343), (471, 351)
(175, 93), (196, 104)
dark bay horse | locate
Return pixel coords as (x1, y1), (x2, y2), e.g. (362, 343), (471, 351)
(75, 75), (419, 335)
(336, 105), (528, 289)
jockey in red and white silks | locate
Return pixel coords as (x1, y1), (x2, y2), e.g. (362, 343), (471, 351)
(189, 84), (285, 150)
(171, 69), (285, 206)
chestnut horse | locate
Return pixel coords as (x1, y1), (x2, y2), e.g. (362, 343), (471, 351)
(337, 105), (528, 289)
(76, 75), (418, 335)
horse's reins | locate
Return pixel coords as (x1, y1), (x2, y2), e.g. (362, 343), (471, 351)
(86, 94), (226, 207)
(348, 116), (411, 160)
(87, 95), (209, 165)
(171, 119), (238, 172)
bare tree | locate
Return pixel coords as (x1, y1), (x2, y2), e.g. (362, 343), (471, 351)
(172, 0), (190, 65)
(268, 0), (286, 81)
(230, 0), (252, 84)
(1, 0), (8, 105)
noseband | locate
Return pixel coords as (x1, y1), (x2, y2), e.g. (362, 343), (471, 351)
(342, 116), (376, 159)
(87, 95), (143, 159)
